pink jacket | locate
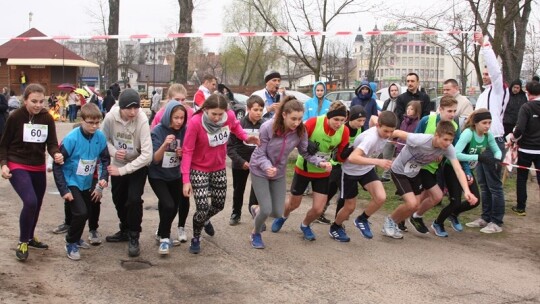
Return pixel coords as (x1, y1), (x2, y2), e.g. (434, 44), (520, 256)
(181, 110), (247, 183)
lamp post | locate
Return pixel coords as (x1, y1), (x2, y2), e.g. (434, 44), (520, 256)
(28, 12), (33, 29)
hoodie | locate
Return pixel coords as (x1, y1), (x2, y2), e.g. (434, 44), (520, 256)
(503, 80), (527, 126)
(350, 81), (378, 130)
(382, 83), (401, 112)
(148, 101), (187, 181)
(303, 81), (331, 121)
(101, 105), (152, 176)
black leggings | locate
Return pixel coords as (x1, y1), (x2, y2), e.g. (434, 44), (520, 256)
(435, 163), (480, 225)
(149, 178), (188, 239)
(324, 164), (345, 218)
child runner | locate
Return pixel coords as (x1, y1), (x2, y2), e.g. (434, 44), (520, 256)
(0, 84), (64, 261)
(383, 121), (477, 239)
(148, 101), (188, 255)
(249, 97), (324, 248)
(182, 94), (259, 254)
(432, 109), (499, 237)
(102, 88), (152, 257)
(227, 95), (265, 225)
(331, 111), (397, 242)
(52, 103), (110, 260)
(271, 101), (346, 241)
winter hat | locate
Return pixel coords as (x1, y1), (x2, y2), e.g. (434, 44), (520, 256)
(349, 105), (367, 121)
(264, 70), (281, 83)
(119, 88), (140, 108)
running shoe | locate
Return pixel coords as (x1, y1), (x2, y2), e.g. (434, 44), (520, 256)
(229, 213), (241, 226)
(77, 239), (91, 249)
(381, 216), (403, 239)
(408, 216), (430, 234)
(271, 217), (287, 233)
(316, 214), (332, 225)
(448, 215), (463, 232)
(177, 227), (188, 243)
(189, 237), (201, 254)
(511, 206), (526, 216)
(250, 233), (265, 249)
(53, 223), (70, 234)
(65, 243), (80, 260)
(480, 222), (503, 234)
(397, 221), (408, 232)
(329, 224), (350, 242)
(204, 221), (215, 236)
(300, 224), (316, 241)
(88, 230), (102, 245)
(354, 217), (373, 239)
(431, 221), (448, 237)
(159, 238), (171, 255)
(28, 237), (49, 249)
(16, 242), (29, 261)
(465, 218), (488, 228)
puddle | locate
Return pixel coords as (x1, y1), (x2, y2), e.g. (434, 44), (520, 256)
(120, 259), (153, 270)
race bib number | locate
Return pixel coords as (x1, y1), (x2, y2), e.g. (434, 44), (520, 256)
(208, 126), (230, 147)
(162, 151), (179, 168)
(404, 161), (421, 175)
(114, 138), (135, 153)
(23, 124), (48, 143)
(243, 128), (259, 147)
(315, 151), (332, 161)
(76, 159), (97, 176)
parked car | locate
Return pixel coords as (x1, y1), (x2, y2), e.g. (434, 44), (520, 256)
(324, 90), (355, 108)
(284, 90), (310, 103)
(231, 93), (249, 119)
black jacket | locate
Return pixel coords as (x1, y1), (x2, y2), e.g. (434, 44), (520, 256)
(395, 89), (431, 124)
(503, 81), (527, 126)
(514, 98), (540, 151)
(227, 116), (265, 169)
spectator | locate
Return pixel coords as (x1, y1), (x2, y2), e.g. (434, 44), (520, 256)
(503, 80), (527, 138)
(350, 81), (378, 130)
(193, 74), (217, 110)
(251, 70), (282, 119)
(394, 72), (432, 124)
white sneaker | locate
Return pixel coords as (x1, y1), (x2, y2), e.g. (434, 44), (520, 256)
(480, 222), (503, 234)
(158, 238), (170, 255)
(177, 227), (188, 243)
(381, 216), (403, 239)
(465, 218), (488, 228)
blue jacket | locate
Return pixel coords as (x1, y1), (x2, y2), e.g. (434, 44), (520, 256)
(303, 81), (331, 121)
(350, 82), (378, 130)
(148, 101), (187, 181)
(53, 127), (109, 196)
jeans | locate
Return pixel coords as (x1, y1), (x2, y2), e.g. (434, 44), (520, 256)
(516, 151), (540, 210)
(476, 137), (506, 225)
(111, 167), (148, 232)
(69, 104), (77, 122)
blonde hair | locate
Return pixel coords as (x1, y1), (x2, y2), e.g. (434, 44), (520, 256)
(167, 83), (187, 99)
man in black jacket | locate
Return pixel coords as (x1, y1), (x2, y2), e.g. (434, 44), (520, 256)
(394, 73), (432, 124)
(503, 80), (527, 137)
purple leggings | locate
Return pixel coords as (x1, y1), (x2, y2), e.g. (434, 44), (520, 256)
(9, 169), (47, 242)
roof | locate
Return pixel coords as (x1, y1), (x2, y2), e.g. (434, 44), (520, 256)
(0, 28), (87, 61)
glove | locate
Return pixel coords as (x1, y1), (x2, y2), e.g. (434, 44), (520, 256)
(307, 140), (319, 155)
(340, 145), (354, 159)
(477, 150), (498, 166)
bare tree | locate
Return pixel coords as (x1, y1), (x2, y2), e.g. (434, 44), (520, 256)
(119, 43), (137, 88)
(341, 41), (355, 89)
(173, 0), (194, 83)
(365, 25), (397, 83)
(251, 0), (367, 81)
(105, 0), (119, 85)
(523, 22), (540, 78)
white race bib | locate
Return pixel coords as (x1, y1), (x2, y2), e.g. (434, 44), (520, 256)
(243, 128), (259, 147)
(114, 138), (135, 153)
(315, 151), (332, 161)
(76, 159), (97, 176)
(23, 123), (48, 143)
(404, 161), (421, 175)
(207, 126), (230, 147)
(162, 151), (179, 168)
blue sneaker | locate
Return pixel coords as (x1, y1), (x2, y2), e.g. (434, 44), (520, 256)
(189, 237), (201, 254)
(354, 217), (373, 239)
(300, 224), (316, 241)
(329, 225), (350, 242)
(65, 243), (80, 260)
(448, 215), (463, 232)
(431, 221), (448, 238)
(159, 238), (170, 255)
(250, 233), (265, 249)
(271, 217), (287, 233)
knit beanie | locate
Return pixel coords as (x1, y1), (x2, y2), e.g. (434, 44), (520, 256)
(349, 105), (367, 121)
(119, 88), (140, 108)
(264, 70), (281, 83)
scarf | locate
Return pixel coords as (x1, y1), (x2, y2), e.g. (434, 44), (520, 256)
(202, 111), (228, 134)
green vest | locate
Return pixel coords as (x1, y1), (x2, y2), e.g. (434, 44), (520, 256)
(297, 115), (344, 173)
(423, 114), (458, 174)
(330, 125), (358, 165)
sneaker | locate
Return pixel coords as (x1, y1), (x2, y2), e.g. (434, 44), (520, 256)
(397, 221), (408, 232)
(105, 230), (129, 242)
(271, 217), (287, 233)
(159, 238), (171, 255)
(465, 218), (488, 228)
(329, 224), (350, 242)
(229, 213), (241, 226)
(177, 227), (188, 243)
(204, 221), (215, 236)
(448, 215), (463, 232)
(65, 243), (80, 260)
(76, 239), (91, 249)
(189, 237), (201, 254)
(88, 230), (102, 245)
(250, 233), (265, 249)
(53, 223), (70, 234)
(28, 237), (49, 249)
(316, 214), (332, 225)
(480, 222), (503, 234)
(128, 232), (140, 257)
(511, 206), (526, 216)
(15, 242), (29, 261)
(408, 216), (430, 234)
(431, 221), (448, 237)
(381, 216), (403, 239)
(354, 217), (373, 239)
(300, 224), (316, 241)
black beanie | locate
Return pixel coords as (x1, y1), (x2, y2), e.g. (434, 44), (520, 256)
(119, 88), (140, 108)
(349, 105), (367, 121)
(264, 70), (281, 83)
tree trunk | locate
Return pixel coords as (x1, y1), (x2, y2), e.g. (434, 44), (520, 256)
(106, 0), (119, 86)
(174, 0), (194, 83)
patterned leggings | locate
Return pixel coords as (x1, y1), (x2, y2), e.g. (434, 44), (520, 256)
(191, 169), (227, 237)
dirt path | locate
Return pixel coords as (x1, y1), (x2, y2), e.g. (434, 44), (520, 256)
(0, 121), (539, 304)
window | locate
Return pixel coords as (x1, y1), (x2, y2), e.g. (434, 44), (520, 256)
(415, 46), (420, 54)
(408, 57), (413, 66)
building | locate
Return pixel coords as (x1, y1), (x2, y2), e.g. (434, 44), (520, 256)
(0, 28), (98, 95)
